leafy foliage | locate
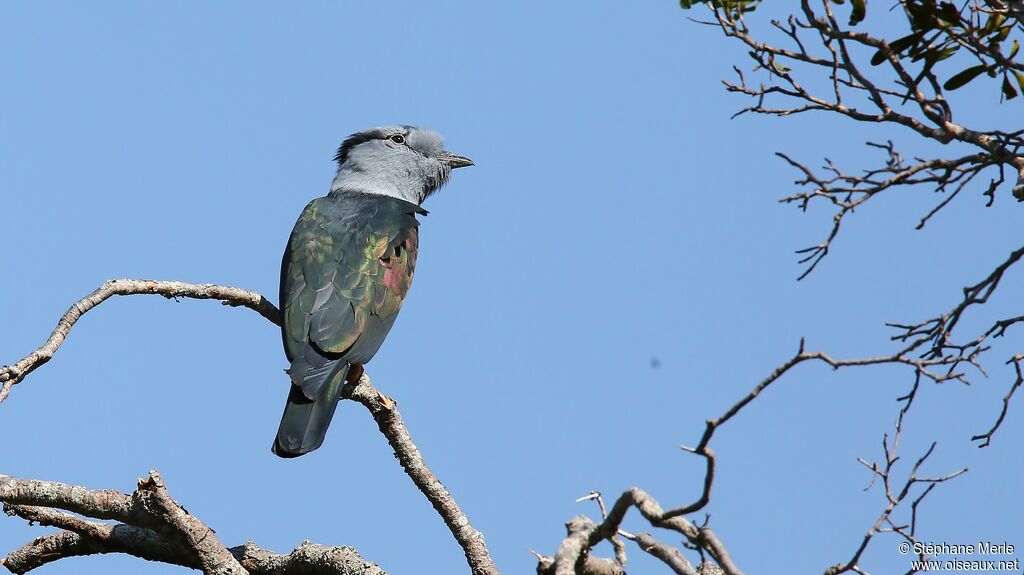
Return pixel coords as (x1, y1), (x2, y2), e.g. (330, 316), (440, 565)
(681, 0), (1024, 99)
(678, 0), (760, 18)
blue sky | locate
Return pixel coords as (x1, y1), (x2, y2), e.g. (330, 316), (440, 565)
(2, 2), (1021, 574)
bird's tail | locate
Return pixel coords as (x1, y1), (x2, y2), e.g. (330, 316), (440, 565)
(272, 360), (349, 458)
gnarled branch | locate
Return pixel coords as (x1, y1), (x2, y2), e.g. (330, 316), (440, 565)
(1, 493), (385, 575)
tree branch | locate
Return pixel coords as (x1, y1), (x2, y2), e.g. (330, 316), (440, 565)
(3, 504), (192, 573)
(534, 322), (994, 575)
(824, 410), (966, 574)
(344, 375), (498, 575)
(0, 278), (498, 574)
(629, 532), (696, 575)
(972, 352), (1024, 447)
(2, 501), (385, 575)
(710, 3), (1024, 275)
(537, 488), (741, 575)
(133, 471), (246, 575)
(0, 279), (280, 405)
(0, 471), (244, 575)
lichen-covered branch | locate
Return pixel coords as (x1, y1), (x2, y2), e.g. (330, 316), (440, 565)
(1, 494), (385, 575)
(0, 471), (245, 575)
(628, 532), (696, 575)
(133, 471), (246, 575)
(3, 504), (194, 573)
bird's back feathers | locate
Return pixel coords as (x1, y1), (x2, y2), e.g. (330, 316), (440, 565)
(273, 191), (424, 457)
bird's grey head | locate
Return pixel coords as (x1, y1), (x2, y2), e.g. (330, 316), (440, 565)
(329, 125), (473, 205)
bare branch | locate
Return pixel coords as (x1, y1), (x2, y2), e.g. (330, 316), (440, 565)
(133, 471), (245, 575)
(535, 550), (624, 575)
(0, 470), (245, 575)
(890, 244), (1024, 353)
(3, 504), (194, 573)
(665, 334), (968, 516)
(776, 144), (1000, 278)
(233, 542), (386, 575)
(0, 278), (498, 574)
(539, 488), (741, 575)
(0, 279), (280, 405)
(2, 512), (385, 575)
(629, 532), (697, 575)
(575, 492), (627, 566)
(1, 480), (385, 575)
(825, 421), (966, 574)
(344, 374), (498, 575)
(972, 353), (1024, 447)
(534, 322), (1001, 574)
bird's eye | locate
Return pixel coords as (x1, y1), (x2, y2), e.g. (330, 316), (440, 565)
(389, 134), (405, 145)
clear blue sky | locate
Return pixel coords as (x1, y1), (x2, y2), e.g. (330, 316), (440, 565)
(2, 2), (1021, 573)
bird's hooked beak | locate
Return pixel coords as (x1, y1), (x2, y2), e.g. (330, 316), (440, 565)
(438, 151), (474, 169)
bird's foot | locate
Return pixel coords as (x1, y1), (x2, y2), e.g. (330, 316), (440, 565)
(344, 363), (394, 408)
(346, 363), (365, 386)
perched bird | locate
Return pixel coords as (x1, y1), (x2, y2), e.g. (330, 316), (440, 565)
(273, 125), (472, 458)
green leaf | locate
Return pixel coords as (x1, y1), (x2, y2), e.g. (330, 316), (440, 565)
(905, 2), (939, 31)
(872, 31), (925, 65)
(890, 32), (927, 53)
(943, 65), (987, 90)
(679, 0), (762, 13)
(1015, 71), (1024, 96)
(849, 0), (866, 26)
(1002, 74), (1019, 100)
(983, 14), (1007, 35)
(936, 2), (959, 25)
(923, 45), (958, 65)
(1009, 39), (1020, 60)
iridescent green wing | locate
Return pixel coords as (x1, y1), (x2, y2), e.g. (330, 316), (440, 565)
(280, 193), (423, 381)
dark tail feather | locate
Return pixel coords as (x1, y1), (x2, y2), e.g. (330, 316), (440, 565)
(273, 360), (349, 458)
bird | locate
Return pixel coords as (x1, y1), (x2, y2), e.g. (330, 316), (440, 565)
(272, 125), (473, 458)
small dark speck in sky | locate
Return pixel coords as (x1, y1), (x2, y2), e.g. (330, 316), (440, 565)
(650, 357), (661, 369)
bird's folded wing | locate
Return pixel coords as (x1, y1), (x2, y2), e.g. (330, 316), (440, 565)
(280, 194), (423, 367)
